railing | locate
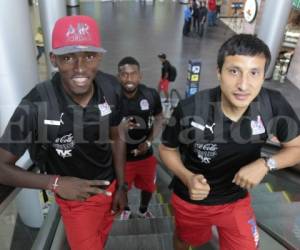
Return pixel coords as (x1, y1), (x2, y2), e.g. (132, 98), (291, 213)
(0, 160), (61, 250)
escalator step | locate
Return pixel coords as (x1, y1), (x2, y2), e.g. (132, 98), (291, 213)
(257, 216), (300, 249)
(251, 191), (288, 204)
(116, 203), (172, 220)
(127, 191), (171, 205)
(105, 233), (173, 250)
(110, 217), (174, 236)
(253, 202), (300, 219)
(250, 184), (273, 194)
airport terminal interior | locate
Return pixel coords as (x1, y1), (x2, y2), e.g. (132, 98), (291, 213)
(1, 0), (300, 249)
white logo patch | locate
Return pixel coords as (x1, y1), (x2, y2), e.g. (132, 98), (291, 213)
(44, 113), (64, 126)
(140, 99), (149, 110)
(191, 121), (205, 131)
(191, 121), (216, 134)
(53, 133), (75, 158)
(194, 143), (218, 164)
(55, 149), (72, 158)
(205, 123), (215, 134)
(66, 23), (91, 42)
(248, 218), (259, 247)
(98, 101), (112, 116)
(251, 115), (265, 135)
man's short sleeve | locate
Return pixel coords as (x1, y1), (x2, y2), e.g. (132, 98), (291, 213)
(270, 91), (300, 142)
(152, 89), (163, 116)
(161, 105), (182, 148)
(0, 100), (36, 157)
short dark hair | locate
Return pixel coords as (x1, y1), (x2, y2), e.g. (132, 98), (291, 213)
(217, 34), (271, 73)
(158, 53), (166, 59)
(118, 56), (140, 70)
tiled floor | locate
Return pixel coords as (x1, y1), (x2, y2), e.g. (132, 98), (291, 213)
(33, 1), (300, 119)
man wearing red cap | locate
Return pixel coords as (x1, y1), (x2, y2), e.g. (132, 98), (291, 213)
(0, 15), (126, 250)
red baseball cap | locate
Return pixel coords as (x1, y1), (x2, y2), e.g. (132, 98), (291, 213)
(52, 15), (106, 55)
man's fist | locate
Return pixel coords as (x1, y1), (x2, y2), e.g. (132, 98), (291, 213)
(186, 174), (210, 200)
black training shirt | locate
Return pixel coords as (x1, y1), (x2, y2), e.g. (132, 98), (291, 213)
(161, 60), (171, 79)
(162, 86), (300, 205)
(121, 85), (162, 161)
(0, 72), (122, 181)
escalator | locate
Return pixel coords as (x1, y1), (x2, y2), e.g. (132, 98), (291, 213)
(1, 154), (299, 249)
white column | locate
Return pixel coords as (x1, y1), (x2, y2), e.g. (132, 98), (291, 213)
(257, 0), (292, 78)
(39, 0), (67, 77)
(67, 0), (80, 7)
(67, 0), (80, 16)
(0, 0), (39, 126)
(0, 0), (43, 228)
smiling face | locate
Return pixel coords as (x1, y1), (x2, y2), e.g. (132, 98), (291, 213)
(118, 64), (141, 96)
(50, 52), (102, 101)
(218, 54), (266, 115)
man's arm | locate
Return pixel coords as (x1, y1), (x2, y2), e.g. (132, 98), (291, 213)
(149, 112), (164, 142)
(0, 148), (51, 189)
(159, 144), (210, 201)
(0, 148), (111, 201)
(137, 112), (163, 154)
(233, 135), (300, 189)
(110, 125), (127, 213)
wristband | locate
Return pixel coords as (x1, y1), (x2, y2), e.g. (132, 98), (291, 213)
(48, 175), (60, 193)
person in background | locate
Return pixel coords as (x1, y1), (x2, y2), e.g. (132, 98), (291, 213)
(207, 0), (217, 26)
(159, 34), (300, 250)
(35, 26), (45, 63)
(183, 3), (193, 36)
(192, 0), (200, 33)
(198, 1), (208, 37)
(118, 56), (163, 220)
(216, 0), (222, 18)
(0, 15), (126, 250)
(158, 53), (172, 102)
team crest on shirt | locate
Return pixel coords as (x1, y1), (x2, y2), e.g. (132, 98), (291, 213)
(250, 115), (265, 135)
(53, 133), (75, 158)
(193, 143), (218, 164)
(98, 100), (112, 116)
(140, 99), (149, 110)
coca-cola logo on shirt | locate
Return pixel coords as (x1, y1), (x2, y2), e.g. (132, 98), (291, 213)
(201, 144), (218, 151)
(193, 143), (218, 164)
(53, 133), (75, 158)
(55, 134), (73, 144)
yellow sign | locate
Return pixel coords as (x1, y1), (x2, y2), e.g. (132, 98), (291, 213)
(191, 75), (199, 81)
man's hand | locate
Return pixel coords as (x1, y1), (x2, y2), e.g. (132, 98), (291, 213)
(124, 117), (140, 130)
(186, 174), (210, 200)
(55, 177), (111, 201)
(130, 141), (151, 157)
(233, 159), (268, 189)
(131, 141), (150, 156)
(137, 141), (149, 154)
(111, 189), (127, 215)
